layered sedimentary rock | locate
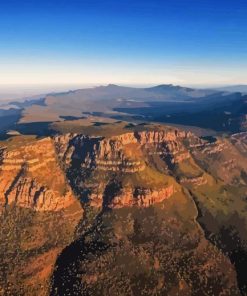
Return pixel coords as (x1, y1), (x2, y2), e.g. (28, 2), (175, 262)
(0, 129), (192, 212)
(55, 129), (193, 171)
(54, 129), (194, 209)
(0, 138), (79, 212)
(180, 175), (208, 186)
(89, 186), (175, 208)
(189, 134), (247, 185)
(0, 137), (83, 296)
(231, 131), (247, 155)
(3, 129), (246, 212)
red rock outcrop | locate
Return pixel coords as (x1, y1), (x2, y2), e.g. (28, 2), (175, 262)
(89, 186), (175, 208)
(111, 186), (175, 208)
(55, 129), (194, 173)
(0, 129), (191, 213)
(53, 130), (191, 209)
(0, 137), (79, 212)
(180, 176), (207, 187)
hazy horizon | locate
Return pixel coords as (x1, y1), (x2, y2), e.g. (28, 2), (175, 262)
(0, 82), (247, 102)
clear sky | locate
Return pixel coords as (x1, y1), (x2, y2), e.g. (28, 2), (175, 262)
(0, 0), (247, 86)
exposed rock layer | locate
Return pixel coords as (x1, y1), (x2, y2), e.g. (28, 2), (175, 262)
(1, 128), (247, 295)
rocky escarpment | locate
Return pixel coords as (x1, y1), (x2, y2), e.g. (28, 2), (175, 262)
(89, 186), (175, 208)
(0, 138), (79, 212)
(1, 127), (246, 295)
(55, 130), (193, 170)
(180, 175), (207, 186)
(3, 129), (244, 212)
(0, 129), (195, 212)
(189, 134), (247, 186)
(54, 129), (195, 209)
(55, 133), (145, 173)
(231, 132), (247, 156)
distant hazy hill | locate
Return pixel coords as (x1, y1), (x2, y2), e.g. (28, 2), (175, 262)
(18, 84), (228, 122)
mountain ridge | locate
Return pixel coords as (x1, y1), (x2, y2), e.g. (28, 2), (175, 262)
(1, 126), (247, 294)
(0, 83), (246, 137)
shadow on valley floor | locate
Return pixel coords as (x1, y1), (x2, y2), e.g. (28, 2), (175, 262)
(49, 182), (120, 295)
(50, 236), (109, 296)
(0, 109), (22, 140)
(215, 227), (247, 295)
(14, 122), (56, 137)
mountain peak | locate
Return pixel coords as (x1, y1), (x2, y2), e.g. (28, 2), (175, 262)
(106, 84), (121, 88)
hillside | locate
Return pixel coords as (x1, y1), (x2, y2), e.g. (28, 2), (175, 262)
(0, 125), (247, 295)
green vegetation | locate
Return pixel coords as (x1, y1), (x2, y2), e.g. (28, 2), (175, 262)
(122, 166), (178, 190)
(51, 192), (239, 295)
(0, 204), (82, 296)
(175, 158), (203, 179)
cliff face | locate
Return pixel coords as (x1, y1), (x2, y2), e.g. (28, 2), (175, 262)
(2, 129), (246, 225)
(55, 130), (192, 168)
(0, 129), (194, 216)
(89, 186), (175, 208)
(0, 138), (77, 212)
(188, 133), (247, 186)
(0, 137), (83, 296)
(54, 129), (194, 209)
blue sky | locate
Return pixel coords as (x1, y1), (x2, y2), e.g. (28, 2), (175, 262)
(0, 0), (247, 86)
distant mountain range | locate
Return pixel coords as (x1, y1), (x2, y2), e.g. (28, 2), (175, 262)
(0, 84), (246, 137)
